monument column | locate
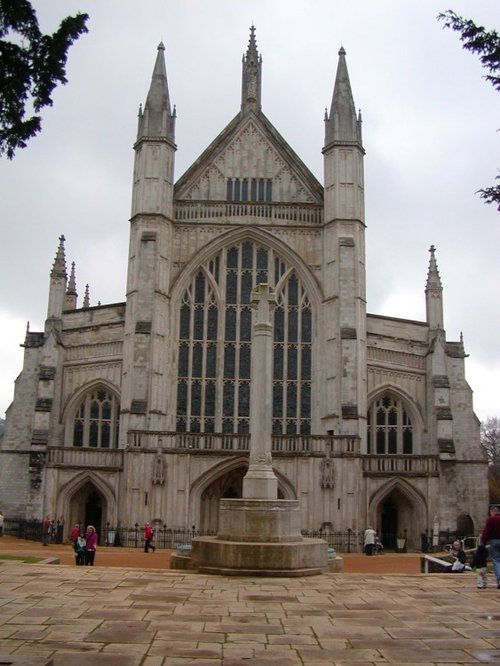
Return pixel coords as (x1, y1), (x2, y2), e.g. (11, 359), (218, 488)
(243, 283), (278, 500)
(187, 281), (328, 575)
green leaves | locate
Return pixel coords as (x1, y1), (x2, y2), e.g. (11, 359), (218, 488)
(438, 10), (500, 211)
(0, 0), (89, 158)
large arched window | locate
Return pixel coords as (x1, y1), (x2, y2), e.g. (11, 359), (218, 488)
(72, 388), (120, 448)
(367, 394), (413, 454)
(176, 241), (312, 435)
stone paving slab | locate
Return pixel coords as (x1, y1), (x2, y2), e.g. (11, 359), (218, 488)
(0, 564), (499, 664)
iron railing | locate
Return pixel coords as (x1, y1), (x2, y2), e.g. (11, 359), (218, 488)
(4, 520), (469, 554)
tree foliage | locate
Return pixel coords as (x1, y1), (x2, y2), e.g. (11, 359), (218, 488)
(438, 10), (500, 211)
(481, 417), (500, 469)
(481, 417), (500, 503)
(0, 0), (88, 158)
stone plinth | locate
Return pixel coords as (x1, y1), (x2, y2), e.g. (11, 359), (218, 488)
(189, 498), (328, 576)
(191, 537), (327, 576)
(217, 498), (302, 542)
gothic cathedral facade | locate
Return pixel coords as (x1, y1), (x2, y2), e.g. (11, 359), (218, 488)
(0, 30), (488, 549)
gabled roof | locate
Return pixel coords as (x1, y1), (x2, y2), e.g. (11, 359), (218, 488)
(174, 109), (324, 204)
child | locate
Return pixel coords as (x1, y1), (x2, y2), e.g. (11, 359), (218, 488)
(75, 532), (86, 566)
(472, 544), (488, 589)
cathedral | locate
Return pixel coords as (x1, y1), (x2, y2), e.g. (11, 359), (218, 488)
(0, 28), (488, 550)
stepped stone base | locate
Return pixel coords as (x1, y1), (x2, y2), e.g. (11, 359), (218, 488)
(191, 536), (328, 576)
(185, 498), (328, 576)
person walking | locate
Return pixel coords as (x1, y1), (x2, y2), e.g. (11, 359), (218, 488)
(84, 525), (98, 566)
(42, 515), (52, 546)
(472, 543), (489, 589)
(364, 526), (377, 556)
(144, 523), (156, 553)
(0, 510), (4, 537)
(481, 505), (500, 589)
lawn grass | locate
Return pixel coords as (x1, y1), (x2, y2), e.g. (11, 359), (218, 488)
(0, 554), (44, 564)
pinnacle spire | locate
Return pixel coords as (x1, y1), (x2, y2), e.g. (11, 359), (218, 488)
(67, 262), (77, 293)
(51, 235), (67, 279)
(137, 42), (175, 142)
(47, 235), (67, 321)
(425, 245), (444, 329)
(426, 245), (443, 292)
(65, 261), (78, 310)
(83, 284), (90, 308)
(324, 47), (362, 147)
(241, 25), (262, 113)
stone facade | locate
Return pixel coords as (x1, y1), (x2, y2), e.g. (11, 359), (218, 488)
(0, 30), (488, 550)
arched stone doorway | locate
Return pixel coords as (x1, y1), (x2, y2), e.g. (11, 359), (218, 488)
(370, 479), (427, 551)
(69, 481), (107, 538)
(57, 472), (116, 541)
(457, 513), (474, 537)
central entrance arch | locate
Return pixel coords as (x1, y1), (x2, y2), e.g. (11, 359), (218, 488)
(190, 458), (295, 532)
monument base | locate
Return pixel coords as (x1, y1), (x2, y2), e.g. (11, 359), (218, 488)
(186, 499), (328, 576)
(191, 536), (328, 576)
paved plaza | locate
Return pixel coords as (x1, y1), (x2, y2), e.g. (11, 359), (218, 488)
(0, 558), (499, 665)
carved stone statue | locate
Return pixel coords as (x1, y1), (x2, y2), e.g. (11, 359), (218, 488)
(321, 453), (335, 489)
(152, 449), (165, 486)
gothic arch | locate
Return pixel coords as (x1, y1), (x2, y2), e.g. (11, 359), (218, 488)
(62, 380), (121, 448)
(367, 383), (424, 430)
(56, 470), (117, 533)
(62, 379), (121, 423)
(171, 231), (321, 435)
(188, 457), (297, 530)
(368, 478), (427, 550)
(366, 384), (423, 455)
(170, 225), (324, 309)
(369, 476), (426, 509)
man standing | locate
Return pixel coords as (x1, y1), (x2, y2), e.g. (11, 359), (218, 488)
(144, 523), (155, 553)
(0, 510), (4, 536)
(364, 526), (377, 556)
(42, 515), (51, 546)
(481, 505), (500, 589)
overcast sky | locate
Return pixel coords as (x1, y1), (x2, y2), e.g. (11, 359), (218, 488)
(1, 0), (499, 423)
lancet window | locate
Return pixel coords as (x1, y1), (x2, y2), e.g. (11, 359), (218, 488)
(366, 394), (413, 454)
(226, 178), (272, 202)
(72, 388), (120, 448)
(176, 241), (312, 434)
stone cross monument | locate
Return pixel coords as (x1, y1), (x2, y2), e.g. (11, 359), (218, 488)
(188, 283), (328, 575)
(243, 283), (278, 500)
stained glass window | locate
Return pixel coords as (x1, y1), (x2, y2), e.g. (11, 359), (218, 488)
(176, 242), (312, 434)
(72, 388), (120, 448)
(367, 394), (413, 454)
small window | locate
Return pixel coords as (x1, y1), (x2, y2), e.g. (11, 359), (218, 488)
(226, 178), (272, 203)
